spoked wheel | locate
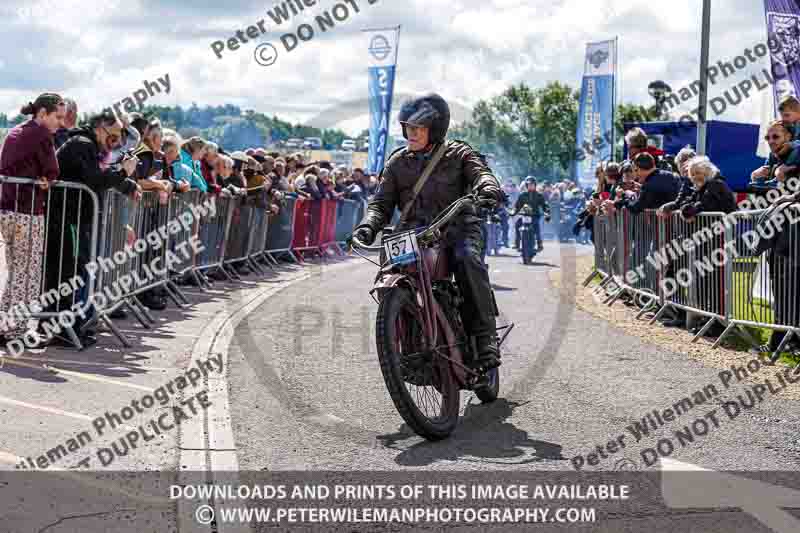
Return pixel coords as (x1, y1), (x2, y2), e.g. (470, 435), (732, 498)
(376, 288), (460, 440)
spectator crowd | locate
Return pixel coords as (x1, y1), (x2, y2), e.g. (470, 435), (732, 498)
(3, 89), (800, 355)
(574, 93), (800, 355)
(0, 92), (380, 349)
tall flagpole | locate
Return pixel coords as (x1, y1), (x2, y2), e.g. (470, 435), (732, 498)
(612, 36), (619, 162)
(697, 0), (711, 155)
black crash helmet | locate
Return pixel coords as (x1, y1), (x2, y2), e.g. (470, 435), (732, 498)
(398, 93), (450, 144)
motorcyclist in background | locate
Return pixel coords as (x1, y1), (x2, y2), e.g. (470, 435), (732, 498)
(512, 177), (550, 252)
(352, 93), (505, 371)
(500, 179), (517, 247)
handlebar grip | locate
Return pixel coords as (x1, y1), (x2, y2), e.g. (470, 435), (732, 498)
(351, 235), (383, 252)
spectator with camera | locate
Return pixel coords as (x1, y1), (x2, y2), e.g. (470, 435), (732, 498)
(44, 110), (141, 345)
(573, 192), (603, 244)
(615, 152), (679, 214)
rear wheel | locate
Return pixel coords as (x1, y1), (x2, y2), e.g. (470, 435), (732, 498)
(376, 288), (460, 440)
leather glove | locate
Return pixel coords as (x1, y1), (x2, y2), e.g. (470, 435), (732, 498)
(352, 226), (376, 246)
(476, 196), (497, 210)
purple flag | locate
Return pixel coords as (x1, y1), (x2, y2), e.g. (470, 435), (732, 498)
(764, 0), (800, 111)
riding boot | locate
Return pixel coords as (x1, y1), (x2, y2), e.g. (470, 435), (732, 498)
(475, 334), (501, 370)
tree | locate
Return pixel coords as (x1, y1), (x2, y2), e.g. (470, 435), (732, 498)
(216, 118), (265, 151)
(531, 81), (579, 178)
(450, 82), (579, 181)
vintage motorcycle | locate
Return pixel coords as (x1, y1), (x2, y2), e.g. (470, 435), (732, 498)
(518, 205), (538, 264)
(351, 195), (513, 440)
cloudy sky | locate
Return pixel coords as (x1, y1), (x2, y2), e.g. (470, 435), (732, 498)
(0, 0), (771, 136)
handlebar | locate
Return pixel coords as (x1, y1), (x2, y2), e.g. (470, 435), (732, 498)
(350, 194), (487, 253)
(350, 235), (382, 253)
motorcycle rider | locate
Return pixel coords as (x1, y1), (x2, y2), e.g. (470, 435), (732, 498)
(512, 177), (550, 252)
(352, 93), (504, 371)
(500, 179), (517, 247)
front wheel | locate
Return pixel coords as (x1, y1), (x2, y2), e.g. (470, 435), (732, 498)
(375, 288), (460, 440)
(521, 229), (532, 263)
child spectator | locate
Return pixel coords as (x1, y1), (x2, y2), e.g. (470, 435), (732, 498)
(778, 95), (800, 140)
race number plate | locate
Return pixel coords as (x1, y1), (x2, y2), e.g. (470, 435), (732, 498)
(523, 215), (534, 224)
(383, 231), (419, 266)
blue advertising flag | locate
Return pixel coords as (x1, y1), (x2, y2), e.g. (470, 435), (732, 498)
(365, 27), (401, 175)
(574, 39), (617, 189)
(764, 1), (800, 111)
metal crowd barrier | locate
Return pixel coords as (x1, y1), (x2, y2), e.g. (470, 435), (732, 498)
(0, 178), (363, 354)
(0, 176), (99, 350)
(649, 211), (732, 343)
(609, 209), (663, 311)
(725, 206), (800, 360)
(93, 189), (163, 346)
(265, 194), (298, 263)
(223, 196), (254, 279)
(290, 198), (316, 260)
(317, 199), (341, 255)
(196, 193), (234, 283)
(335, 199), (362, 251)
(583, 211), (617, 287)
(587, 205), (800, 357)
(242, 187), (274, 275)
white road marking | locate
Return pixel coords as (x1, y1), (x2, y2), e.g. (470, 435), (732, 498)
(10, 355), (178, 372)
(0, 394), (137, 430)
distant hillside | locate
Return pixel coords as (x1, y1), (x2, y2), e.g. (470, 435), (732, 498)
(1, 104), (358, 152)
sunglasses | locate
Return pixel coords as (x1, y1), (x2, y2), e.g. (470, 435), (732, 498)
(102, 125), (121, 144)
(765, 134), (785, 141)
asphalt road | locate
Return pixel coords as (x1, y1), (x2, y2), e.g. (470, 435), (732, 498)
(227, 242), (800, 532)
(5, 242), (800, 532)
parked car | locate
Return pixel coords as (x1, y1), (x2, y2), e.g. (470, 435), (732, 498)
(285, 138), (303, 149)
(358, 139), (369, 152)
(303, 137), (323, 150)
(341, 139), (357, 151)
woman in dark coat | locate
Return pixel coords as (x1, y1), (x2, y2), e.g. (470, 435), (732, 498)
(679, 156), (737, 336)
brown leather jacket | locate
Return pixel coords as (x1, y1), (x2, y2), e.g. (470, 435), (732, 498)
(358, 140), (502, 232)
